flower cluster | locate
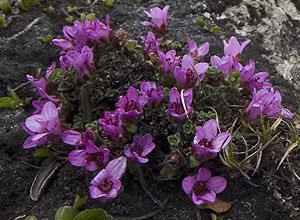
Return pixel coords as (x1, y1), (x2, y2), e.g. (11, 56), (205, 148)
(20, 4), (295, 210)
(52, 16), (112, 78)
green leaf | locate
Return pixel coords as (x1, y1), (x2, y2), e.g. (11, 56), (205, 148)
(102, 0), (114, 8)
(41, 35), (53, 44)
(33, 148), (54, 158)
(196, 16), (205, 28)
(73, 195), (88, 210)
(66, 16), (74, 23)
(18, 0), (39, 11)
(86, 13), (96, 21)
(159, 163), (179, 180)
(25, 216), (38, 220)
(126, 123), (138, 134)
(105, 88), (116, 98)
(167, 133), (181, 147)
(189, 155), (200, 168)
(0, 91), (22, 109)
(125, 39), (138, 53)
(0, 13), (7, 28)
(0, 0), (11, 13)
(55, 206), (78, 220)
(183, 119), (194, 135)
(73, 209), (112, 220)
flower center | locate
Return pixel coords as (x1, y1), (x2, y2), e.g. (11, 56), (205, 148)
(99, 179), (113, 193)
(193, 182), (207, 196)
(173, 101), (185, 115)
(131, 144), (143, 155)
(87, 153), (104, 166)
(199, 139), (211, 148)
(125, 100), (138, 111)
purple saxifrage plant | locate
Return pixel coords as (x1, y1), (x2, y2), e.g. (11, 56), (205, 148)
(182, 167), (227, 205)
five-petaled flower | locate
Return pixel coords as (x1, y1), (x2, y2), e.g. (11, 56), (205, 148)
(246, 88), (293, 121)
(141, 5), (169, 33)
(210, 55), (242, 76)
(223, 36), (251, 60)
(168, 87), (193, 120)
(98, 111), (126, 140)
(89, 156), (127, 202)
(27, 63), (59, 103)
(60, 46), (94, 78)
(157, 50), (179, 76)
(240, 60), (272, 91)
(61, 128), (96, 146)
(182, 167), (227, 205)
(52, 16), (112, 50)
(174, 55), (209, 88)
(124, 134), (156, 163)
(140, 81), (164, 108)
(68, 142), (110, 171)
(116, 86), (147, 122)
(140, 31), (162, 55)
(193, 119), (231, 160)
(187, 39), (209, 61)
(21, 101), (62, 148)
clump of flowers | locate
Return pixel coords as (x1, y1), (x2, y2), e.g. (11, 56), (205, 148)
(20, 4), (296, 215)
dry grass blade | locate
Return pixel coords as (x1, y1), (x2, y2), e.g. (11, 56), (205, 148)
(277, 141), (299, 170)
(180, 89), (189, 118)
(30, 161), (62, 201)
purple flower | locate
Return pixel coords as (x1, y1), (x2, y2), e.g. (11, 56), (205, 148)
(124, 134), (155, 163)
(60, 46), (94, 78)
(246, 88), (294, 120)
(22, 101), (62, 149)
(116, 87), (147, 122)
(52, 16), (112, 49)
(61, 128), (95, 146)
(141, 5), (169, 33)
(157, 50), (179, 75)
(89, 156), (127, 202)
(187, 39), (209, 61)
(168, 87), (193, 120)
(210, 55), (242, 76)
(240, 60), (272, 91)
(27, 63), (59, 102)
(182, 167), (227, 205)
(223, 36), (251, 60)
(193, 119), (231, 160)
(140, 81), (164, 108)
(174, 55), (209, 88)
(83, 16), (112, 44)
(68, 143), (110, 171)
(141, 31), (162, 55)
(98, 112), (125, 140)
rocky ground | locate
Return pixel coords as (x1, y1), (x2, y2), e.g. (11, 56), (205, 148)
(0, 0), (299, 219)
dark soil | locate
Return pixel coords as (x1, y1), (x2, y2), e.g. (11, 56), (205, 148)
(0, 0), (300, 220)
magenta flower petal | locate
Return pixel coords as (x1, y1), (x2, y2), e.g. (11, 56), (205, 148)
(192, 192), (205, 205)
(203, 119), (218, 142)
(142, 5), (169, 33)
(207, 176), (227, 193)
(182, 176), (196, 195)
(199, 191), (216, 203)
(196, 167), (211, 182)
(23, 133), (49, 149)
(211, 132), (231, 151)
(123, 134), (155, 163)
(106, 156), (127, 179)
(61, 130), (82, 146)
(68, 150), (87, 167)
